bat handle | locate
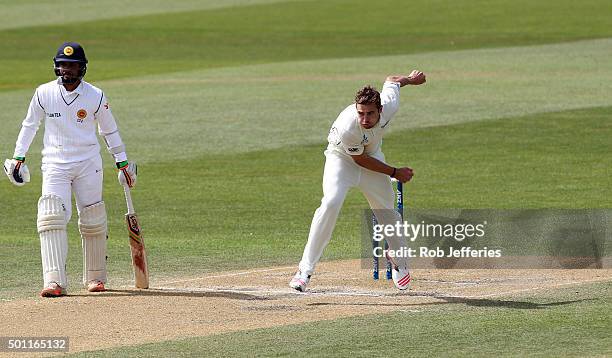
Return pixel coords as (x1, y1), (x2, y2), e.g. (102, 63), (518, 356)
(391, 178), (404, 216)
(397, 181), (403, 218)
(123, 184), (135, 215)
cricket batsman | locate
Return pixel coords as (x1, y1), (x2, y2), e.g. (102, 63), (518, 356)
(290, 71), (426, 291)
(3, 42), (137, 297)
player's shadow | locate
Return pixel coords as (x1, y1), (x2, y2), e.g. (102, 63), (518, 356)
(308, 297), (595, 309)
(68, 288), (268, 301)
(435, 296), (595, 309)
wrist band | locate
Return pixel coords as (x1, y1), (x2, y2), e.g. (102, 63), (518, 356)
(391, 167), (397, 177)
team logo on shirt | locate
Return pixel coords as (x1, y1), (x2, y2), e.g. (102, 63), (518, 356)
(63, 46), (74, 56)
(76, 109), (87, 123)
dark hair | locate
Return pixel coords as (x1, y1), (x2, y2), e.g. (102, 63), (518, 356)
(355, 86), (381, 109)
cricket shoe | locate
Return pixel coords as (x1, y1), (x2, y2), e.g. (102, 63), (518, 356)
(391, 265), (412, 290)
(289, 270), (311, 292)
(40, 282), (67, 298)
(87, 280), (107, 292)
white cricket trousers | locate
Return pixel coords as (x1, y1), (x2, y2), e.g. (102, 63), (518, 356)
(42, 155), (103, 221)
(39, 155), (103, 287)
(298, 150), (407, 276)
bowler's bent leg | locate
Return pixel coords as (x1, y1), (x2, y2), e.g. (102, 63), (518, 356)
(298, 152), (358, 276)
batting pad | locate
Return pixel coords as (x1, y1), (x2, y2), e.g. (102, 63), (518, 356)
(37, 195), (69, 288)
(79, 201), (108, 284)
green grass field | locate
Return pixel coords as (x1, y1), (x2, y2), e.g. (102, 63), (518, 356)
(0, 0), (611, 356)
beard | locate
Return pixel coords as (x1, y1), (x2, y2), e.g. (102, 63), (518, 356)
(60, 75), (79, 84)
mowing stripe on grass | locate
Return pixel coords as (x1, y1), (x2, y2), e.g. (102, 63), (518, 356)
(0, 0), (307, 31)
(1, 38), (611, 163)
(2, 0), (612, 90)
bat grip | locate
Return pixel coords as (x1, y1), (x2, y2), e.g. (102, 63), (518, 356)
(397, 181), (403, 217)
(123, 184), (135, 215)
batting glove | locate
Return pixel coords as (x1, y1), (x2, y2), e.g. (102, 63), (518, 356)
(3, 156), (30, 186)
(117, 160), (137, 188)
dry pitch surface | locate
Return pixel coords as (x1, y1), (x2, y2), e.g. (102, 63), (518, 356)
(1, 260), (610, 356)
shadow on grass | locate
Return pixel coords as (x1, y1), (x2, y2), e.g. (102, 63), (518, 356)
(307, 297), (596, 310)
(437, 297), (596, 309)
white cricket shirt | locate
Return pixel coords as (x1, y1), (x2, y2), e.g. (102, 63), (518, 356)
(327, 81), (401, 160)
(14, 78), (126, 164)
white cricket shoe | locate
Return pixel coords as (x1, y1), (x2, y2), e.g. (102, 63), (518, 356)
(289, 270), (311, 292)
(40, 282), (67, 298)
(392, 264), (412, 290)
(87, 280), (107, 292)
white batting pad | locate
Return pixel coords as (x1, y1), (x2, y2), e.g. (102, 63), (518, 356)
(37, 195), (68, 288)
(79, 201), (108, 284)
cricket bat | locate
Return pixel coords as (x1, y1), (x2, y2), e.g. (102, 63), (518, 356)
(123, 184), (149, 289)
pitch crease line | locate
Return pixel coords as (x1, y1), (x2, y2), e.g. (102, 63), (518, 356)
(155, 286), (388, 297)
(159, 265), (296, 285)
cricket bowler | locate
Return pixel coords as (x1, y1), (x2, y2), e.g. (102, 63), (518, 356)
(290, 71), (426, 291)
(4, 42), (137, 297)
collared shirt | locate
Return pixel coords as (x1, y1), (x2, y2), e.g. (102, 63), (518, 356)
(327, 81), (401, 161)
(14, 78), (126, 164)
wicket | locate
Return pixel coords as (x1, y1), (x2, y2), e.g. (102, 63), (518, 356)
(372, 178), (403, 280)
